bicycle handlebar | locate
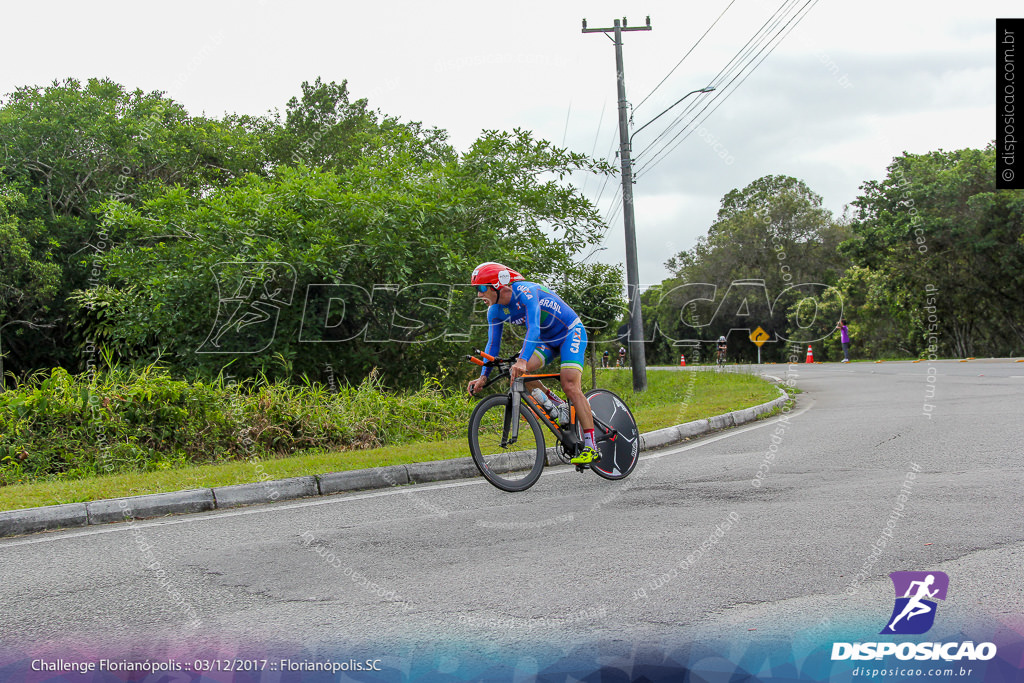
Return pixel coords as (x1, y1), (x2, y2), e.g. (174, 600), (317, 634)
(466, 350), (519, 368)
(465, 351), (520, 395)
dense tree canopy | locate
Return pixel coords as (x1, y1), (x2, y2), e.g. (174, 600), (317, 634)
(842, 146), (1024, 357)
(646, 149), (1023, 363)
(0, 77), (614, 388)
(0, 78), (267, 376)
(647, 175), (849, 363)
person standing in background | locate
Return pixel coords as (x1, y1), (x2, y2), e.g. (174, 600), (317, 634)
(839, 319), (851, 363)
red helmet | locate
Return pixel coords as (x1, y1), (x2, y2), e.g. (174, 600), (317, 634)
(471, 262), (523, 289)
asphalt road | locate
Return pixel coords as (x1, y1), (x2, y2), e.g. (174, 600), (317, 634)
(1, 359), (1022, 676)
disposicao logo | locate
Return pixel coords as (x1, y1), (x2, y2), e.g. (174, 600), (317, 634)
(831, 571), (997, 662)
(881, 570), (948, 635)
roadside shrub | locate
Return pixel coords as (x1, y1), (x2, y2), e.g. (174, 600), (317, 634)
(0, 365), (475, 486)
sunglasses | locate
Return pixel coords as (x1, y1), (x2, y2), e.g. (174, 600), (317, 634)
(476, 285), (492, 293)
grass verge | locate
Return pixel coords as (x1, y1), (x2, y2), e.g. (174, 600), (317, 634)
(0, 368), (780, 512)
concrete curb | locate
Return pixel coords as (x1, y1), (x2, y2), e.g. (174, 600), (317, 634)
(0, 386), (791, 538)
(405, 457), (479, 485)
(318, 465), (409, 495)
(87, 489), (215, 525)
(0, 503), (89, 537)
(212, 476), (318, 509)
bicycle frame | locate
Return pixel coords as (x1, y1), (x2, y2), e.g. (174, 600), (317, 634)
(467, 350), (639, 490)
(506, 376), (619, 459)
(468, 351), (620, 460)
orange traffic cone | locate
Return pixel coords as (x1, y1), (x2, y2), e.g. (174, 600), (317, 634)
(680, 354), (686, 367)
(806, 345), (814, 363)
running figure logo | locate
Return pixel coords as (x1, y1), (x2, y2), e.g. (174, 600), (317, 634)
(880, 571), (949, 635)
(197, 262), (296, 354)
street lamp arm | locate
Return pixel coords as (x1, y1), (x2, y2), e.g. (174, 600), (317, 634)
(629, 86), (715, 148)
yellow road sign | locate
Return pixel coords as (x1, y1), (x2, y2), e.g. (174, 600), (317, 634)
(750, 326), (771, 347)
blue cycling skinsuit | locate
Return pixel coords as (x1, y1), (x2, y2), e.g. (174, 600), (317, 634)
(479, 281), (587, 377)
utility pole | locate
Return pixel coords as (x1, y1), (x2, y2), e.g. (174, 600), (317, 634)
(583, 16), (650, 392)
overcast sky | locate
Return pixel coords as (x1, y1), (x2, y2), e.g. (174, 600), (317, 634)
(1, 0), (1012, 284)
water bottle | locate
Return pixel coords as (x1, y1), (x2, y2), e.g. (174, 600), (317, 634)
(555, 401), (571, 427)
(531, 388), (560, 422)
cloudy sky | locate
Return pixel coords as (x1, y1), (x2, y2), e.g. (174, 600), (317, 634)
(1, 0), (1012, 284)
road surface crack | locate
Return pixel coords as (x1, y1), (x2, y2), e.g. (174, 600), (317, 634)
(874, 433), (902, 448)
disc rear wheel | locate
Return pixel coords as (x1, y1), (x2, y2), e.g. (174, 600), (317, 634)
(581, 388), (640, 480)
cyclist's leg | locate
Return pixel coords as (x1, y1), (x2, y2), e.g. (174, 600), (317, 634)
(522, 346), (552, 393)
(556, 324), (593, 433)
(560, 366), (593, 432)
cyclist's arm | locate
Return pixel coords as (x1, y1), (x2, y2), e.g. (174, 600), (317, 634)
(480, 306), (504, 378)
(515, 283), (544, 363)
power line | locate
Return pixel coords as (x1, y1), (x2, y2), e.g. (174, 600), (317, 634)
(588, 104), (621, 204)
(632, 0), (739, 114)
(639, 0), (818, 177)
(584, 0), (804, 210)
(580, 99), (608, 196)
(636, 0), (801, 163)
(634, 0), (802, 167)
(561, 100), (573, 147)
(592, 125), (624, 208)
(606, 194), (623, 227)
(636, 0), (819, 178)
(582, 4), (745, 243)
(590, 100), (608, 157)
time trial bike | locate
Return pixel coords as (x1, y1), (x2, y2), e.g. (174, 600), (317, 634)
(466, 351), (640, 492)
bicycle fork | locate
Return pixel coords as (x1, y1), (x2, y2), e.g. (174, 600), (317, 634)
(500, 378), (527, 448)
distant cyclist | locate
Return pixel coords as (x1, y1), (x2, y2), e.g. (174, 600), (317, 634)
(618, 345), (626, 368)
(716, 335), (728, 365)
(465, 262), (600, 466)
(602, 349), (610, 368)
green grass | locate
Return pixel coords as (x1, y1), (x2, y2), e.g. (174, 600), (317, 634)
(0, 364), (475, 486)
(592, 367), (779, 428)
(0, 369), (781, 512)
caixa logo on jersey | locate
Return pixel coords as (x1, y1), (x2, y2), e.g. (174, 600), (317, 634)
(831, 571), (997, 662)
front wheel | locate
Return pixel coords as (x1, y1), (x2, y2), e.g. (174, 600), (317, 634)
(582, 389), (640, 481)
(468, 394), (547, 492)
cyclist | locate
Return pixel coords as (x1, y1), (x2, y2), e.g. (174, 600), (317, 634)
(716, 335), (728, 365)
(602, 349), (610, 368)
(618, 346), (626, 368)
(466, 262), (599, 466)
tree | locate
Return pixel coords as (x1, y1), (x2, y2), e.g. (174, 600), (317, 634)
(0, 78), (267, 375)
(83, 129), (613, 387)
(844, 146), (1024, 357)
(266, 78), (452, 172)
(557, 263), (626, 389)
(0, 184), (62, 385)
(653, 175), (847, 363)
(0, 78), (264, 219)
